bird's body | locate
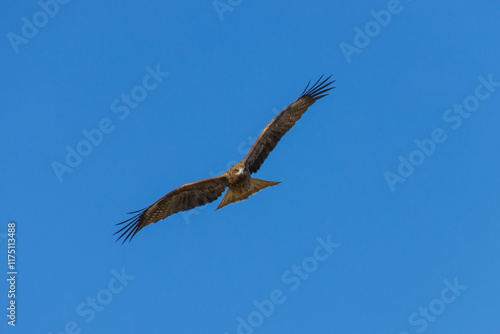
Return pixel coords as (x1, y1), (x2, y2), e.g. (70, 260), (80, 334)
(218, 162), (281, 210)
(115, 75), (335, 243)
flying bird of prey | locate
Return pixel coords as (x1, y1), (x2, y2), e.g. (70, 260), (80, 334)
(115, 75), (335, 243)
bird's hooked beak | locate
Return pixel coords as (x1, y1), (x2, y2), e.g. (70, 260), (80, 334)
(235, 168), (246, 175)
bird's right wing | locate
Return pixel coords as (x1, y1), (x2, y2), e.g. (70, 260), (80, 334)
(243, 75), (335, 174)
(114, 175), (229, 243)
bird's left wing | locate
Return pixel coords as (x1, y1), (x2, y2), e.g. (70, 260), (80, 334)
(114, 175), (229, 243)
(243, 75), (335, 174)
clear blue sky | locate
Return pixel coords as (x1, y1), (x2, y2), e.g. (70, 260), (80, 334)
(1, 1), (499, 333)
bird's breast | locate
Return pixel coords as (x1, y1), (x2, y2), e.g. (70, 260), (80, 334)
(229, 174), (252, 193)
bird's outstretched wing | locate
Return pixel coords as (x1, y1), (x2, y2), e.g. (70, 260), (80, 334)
(114, 176), (229, 243)
(243, 75), (335, 174)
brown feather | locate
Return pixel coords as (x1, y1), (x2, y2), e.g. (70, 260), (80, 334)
(244, 75), (335, 174)
(115, 75), (335, 244)
(217, 178), (280, 210)
(114, 176), (229, 243)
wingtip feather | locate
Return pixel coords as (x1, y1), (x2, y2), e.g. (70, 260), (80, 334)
(114, 208), (147, 244)
(300, 74), (335, 99)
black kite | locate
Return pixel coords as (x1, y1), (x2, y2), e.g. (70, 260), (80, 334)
(115, 75), (335, 243)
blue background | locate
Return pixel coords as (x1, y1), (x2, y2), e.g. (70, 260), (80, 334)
(1, 0), (499, 333)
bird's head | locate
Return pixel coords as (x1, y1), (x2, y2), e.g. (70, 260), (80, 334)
(230, 163), (247, 176)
